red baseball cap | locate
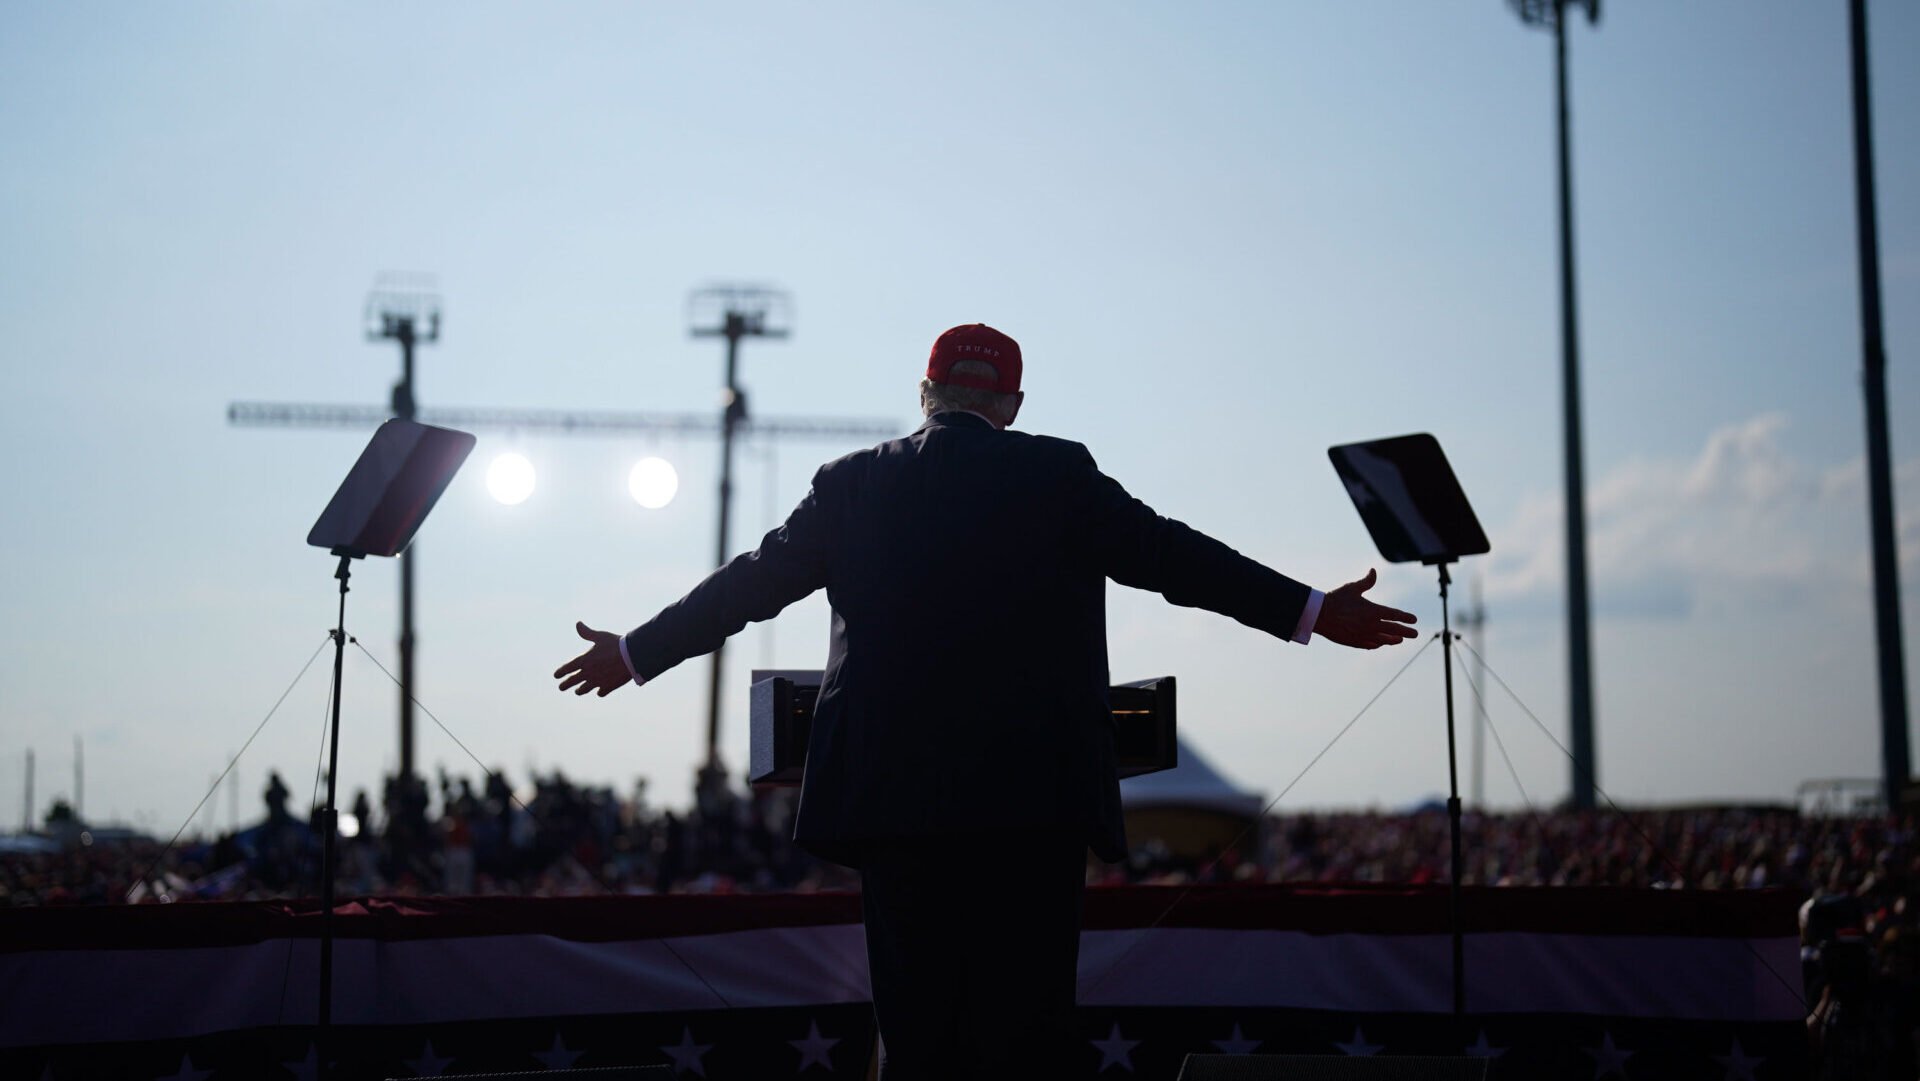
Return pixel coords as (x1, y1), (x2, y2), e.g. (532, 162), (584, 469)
(927, 324), (1022, 394)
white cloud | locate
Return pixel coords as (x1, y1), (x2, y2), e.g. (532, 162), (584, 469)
(1483, 414), (1919, 618)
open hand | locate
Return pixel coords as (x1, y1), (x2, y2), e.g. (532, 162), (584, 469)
(554, 621), (630, 697)
(1313, 569), (1419, 650)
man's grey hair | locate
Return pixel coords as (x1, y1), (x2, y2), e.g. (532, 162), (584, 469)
(920, 359), (1017, 423)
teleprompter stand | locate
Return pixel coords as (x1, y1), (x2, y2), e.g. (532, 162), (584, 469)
(306, 418), (474, 1080)
(1329, 434), (1489, 1030)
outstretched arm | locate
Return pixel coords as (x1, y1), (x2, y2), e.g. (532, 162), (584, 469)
(1082, 451), (1312, 638)
(1081, 446), (1417, 649)
(1312, 569), (1418, 649)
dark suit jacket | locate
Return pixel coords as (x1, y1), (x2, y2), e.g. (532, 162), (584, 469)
(622, 411), (1311, 866)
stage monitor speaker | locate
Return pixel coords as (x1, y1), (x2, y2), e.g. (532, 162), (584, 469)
(1178, 1055), (1489, 1081)
(384, 1068), (671, 1080)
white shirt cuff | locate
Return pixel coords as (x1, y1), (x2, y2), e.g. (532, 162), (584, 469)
(617, 636), (648, 687)
(1291, 589), (1325, 645)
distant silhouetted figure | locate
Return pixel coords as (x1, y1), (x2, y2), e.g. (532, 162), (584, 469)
(263, 771), (290, 825)
(349, 790), (373, 836)
(556, 323), (1416, 1079)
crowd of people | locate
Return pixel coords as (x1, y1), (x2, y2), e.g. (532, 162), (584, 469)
(1264, 804), (1874, 891)
(1, 771), (1911, 907)
(0, 767), (863, 906)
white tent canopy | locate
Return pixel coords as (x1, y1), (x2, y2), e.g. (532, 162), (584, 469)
(1120, 735), (1265, 819)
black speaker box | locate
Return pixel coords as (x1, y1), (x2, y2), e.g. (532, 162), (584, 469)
(1178, 1055), (1490, 1080)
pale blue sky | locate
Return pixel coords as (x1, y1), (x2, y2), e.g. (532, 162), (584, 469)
(1, 1), (1915, 836)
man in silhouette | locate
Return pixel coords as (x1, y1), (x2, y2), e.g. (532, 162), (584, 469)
(555, 323), (1417, 1079)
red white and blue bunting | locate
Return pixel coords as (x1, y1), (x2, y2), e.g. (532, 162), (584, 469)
(0, 885), (1804, 1079)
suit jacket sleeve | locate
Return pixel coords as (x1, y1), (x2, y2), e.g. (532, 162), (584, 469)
(621, 468), (833, 682)
(1075, 444), (1310, 639)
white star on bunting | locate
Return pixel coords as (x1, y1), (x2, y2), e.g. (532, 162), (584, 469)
(279, 1044), (320, 1081)
(661, 1026), (714, 1077)
(1090, 1021), (1141, 1073)
(404, 1039), (455, 1076)
(788, 1019), (840, 1072)
(1211, 1023), (1261, 1055)
(1712, 1037), (1764, 1081)
(534, 1032), (584, 1070)
(1464, 1030), (1507, 1059)
(1334, 1026), (1383, 1056)
(1584, 1032), (1633, 1079)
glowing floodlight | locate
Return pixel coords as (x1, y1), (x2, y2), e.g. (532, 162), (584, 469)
(486, 452), (536, 505)
(629, 456), (679, 509)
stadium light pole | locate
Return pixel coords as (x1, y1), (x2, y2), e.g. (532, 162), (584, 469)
(689, 285), (791, 794)
(365, 274), (442, 787)
(1512, 0), (1600, 810)
(1846, 0), (1910, 810)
